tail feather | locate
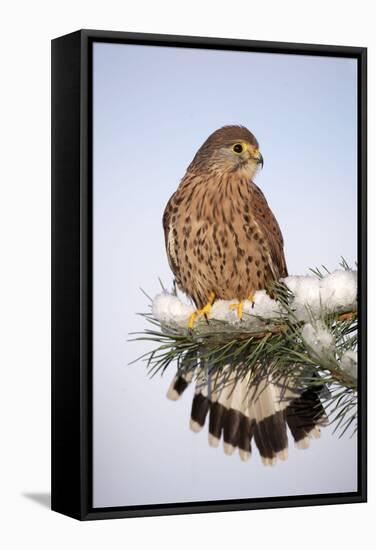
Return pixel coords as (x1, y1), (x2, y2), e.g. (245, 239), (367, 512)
(208, 402), (226, 446)
(286, 388), (329, 449)
(254, 411), (288, 464)
(166, 368), (328, 465)
(166, 370), (194, 401)
(238, 416), (254, 461)
(189, 370), (210, 432)
(190, 392), (210, 432)
(222, 376), (245, 455)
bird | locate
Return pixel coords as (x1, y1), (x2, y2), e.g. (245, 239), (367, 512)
(162, 125), (327, 465)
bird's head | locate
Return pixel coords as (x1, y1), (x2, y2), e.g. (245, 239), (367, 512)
(187, 125), (263, 180)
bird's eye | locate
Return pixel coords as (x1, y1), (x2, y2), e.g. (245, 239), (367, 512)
(232, 143), (243, 154)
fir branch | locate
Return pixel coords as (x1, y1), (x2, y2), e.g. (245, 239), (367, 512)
(130, 263), (358, 435)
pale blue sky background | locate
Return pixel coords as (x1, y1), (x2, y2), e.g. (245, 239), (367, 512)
(93, 42), (358, 507)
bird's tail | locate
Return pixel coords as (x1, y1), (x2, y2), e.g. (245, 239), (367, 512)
(167, 368), (328, 465)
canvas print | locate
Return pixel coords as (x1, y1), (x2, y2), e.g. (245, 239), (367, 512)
(92, 42), (358, 508)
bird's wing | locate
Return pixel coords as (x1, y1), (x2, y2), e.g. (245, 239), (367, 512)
(251, 183), (288, 279)
(162, 193), (180, 279)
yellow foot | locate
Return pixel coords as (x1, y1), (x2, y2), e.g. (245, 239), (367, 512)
(230, 294), (255, 320)
(188, 292), (215, 329)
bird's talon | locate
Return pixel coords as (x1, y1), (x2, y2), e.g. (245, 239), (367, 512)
(230, 301), (244, 320)
(188, 293), (215, 328)
(248, 294), (255, 309)
(188, 312), (198, 329)
(230, 294), (255, 319)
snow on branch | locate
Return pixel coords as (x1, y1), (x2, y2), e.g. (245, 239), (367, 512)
(152, 270), (357, 327)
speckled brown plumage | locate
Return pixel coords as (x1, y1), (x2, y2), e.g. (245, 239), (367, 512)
(163, 125), (287, 308)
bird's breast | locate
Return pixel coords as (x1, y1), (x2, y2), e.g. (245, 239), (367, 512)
(181, 173), (250, 225)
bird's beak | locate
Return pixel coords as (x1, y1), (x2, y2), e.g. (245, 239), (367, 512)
(257, 152), (264, 169)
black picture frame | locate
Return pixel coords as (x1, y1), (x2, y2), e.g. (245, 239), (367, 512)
(51, 29), (367, 520)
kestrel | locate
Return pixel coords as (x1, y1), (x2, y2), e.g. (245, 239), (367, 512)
(163, 125), (327, 464)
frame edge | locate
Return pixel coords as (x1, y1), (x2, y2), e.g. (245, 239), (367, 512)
(51, 30), (84, 520)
